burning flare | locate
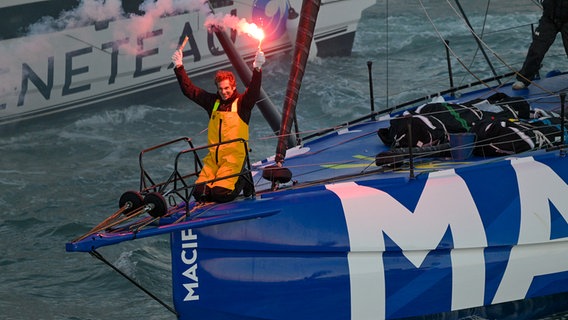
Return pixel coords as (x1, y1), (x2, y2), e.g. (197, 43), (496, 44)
(241, 21), (265, 48)
(205, 14), (265, 49)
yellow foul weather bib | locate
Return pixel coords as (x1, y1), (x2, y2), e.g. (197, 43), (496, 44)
(196, 98), (249, 191)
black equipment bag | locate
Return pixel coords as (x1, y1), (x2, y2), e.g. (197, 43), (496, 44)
(378, 114), (447, 148)
(529, 116), (568, 147)
(471, 119), (536, 156)
(464, 92), (531, 120)
(412, 102), (483, 133)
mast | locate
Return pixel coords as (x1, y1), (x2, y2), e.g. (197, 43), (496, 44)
(274, 0), (321, 165)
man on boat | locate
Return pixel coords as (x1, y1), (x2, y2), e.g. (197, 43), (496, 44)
(513, 0), (568, 90)
(171, 46), (265, 203)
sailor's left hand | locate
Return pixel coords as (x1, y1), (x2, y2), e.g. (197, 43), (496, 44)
(253, 50), (265, 70)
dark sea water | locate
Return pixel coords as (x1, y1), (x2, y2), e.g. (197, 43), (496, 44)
(1, 1), (568, 319)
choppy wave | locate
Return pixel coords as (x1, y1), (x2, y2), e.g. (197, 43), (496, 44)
(73, 105), (154, 127)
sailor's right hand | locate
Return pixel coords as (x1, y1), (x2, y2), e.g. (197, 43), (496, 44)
(253, 50), (265, 70)
(172, 49), (183, 68)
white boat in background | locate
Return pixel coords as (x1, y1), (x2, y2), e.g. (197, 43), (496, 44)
(0, 0), (374, 125)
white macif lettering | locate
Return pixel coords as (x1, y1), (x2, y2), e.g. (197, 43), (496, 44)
(182, 241), (197, 249)
(181, 228), (198, 242)
(183, 261), (199, 282)
(183, 282), (200, 301)
(182, 249), (197, 265)
(180, 229), (199, 301)
(493, 157), (568, 304)
(327, 169), (487, 318)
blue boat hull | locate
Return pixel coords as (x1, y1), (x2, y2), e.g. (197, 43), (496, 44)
(170, 150), (568, 319)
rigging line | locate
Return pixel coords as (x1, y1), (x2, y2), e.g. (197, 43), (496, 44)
(417, 0), (497, 92)
(273, 163), (385, 189)
(530, 0), (544, 10)
(89, 249), (178, 317)
(260, 128), (380, 162)
(458, 0), (492, 87)
(454, 0), (501, 83)
(253, 116), (391, 144)
(524, 90), (568, 104)
(386, 0), (390, 110)
(269, 137), (563, 191)
(275, 155), (456, 189)
(443, 0), (505, 71)
(417, 0), (517, 97)
(442, 0), (557, 95)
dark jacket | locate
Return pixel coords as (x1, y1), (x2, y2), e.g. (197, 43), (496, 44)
(173, 66), (262, 125)
(543, 0), (568, 23)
